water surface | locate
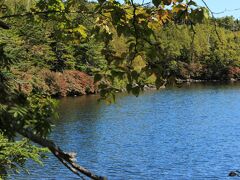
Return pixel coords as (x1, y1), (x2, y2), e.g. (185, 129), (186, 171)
(14, 83), (240, 179)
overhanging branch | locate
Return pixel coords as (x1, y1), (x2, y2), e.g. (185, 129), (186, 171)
(17, 129), (107, 180)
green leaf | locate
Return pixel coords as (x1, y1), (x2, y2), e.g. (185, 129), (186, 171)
(94, 74), (102, 83)
(190, 7), (209, 23)
(152, 0), (161, 7)
(77, 25), (88, 39)
(188, 1), (197, 6)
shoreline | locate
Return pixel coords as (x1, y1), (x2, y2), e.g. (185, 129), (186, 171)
(59, 78), (240, 98)
(15, 68), (240, 98)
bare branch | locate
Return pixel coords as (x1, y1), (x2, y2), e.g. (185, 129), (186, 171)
(17, 129), (107, 180)
(213, 8), (240, 15)
(201, 0), (222, 43)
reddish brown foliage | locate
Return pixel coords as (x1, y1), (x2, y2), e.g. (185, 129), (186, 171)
(228, 67), (240, 79)
(14, 69), (96, 97)
(177, 62), (205, 80)
(187, 63), (204, 79)
(63, 70), (95, 96)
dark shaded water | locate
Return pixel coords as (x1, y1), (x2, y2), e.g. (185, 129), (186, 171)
(14, 83), (240, 179)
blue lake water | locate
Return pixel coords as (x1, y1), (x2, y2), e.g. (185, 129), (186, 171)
(13, 83), (240, 179)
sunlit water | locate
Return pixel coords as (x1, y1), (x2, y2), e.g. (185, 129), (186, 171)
(13, 83), (240, 179)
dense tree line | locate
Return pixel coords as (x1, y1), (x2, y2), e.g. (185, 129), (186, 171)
(0, 0), (239, 179)
(1, 5), (239, 84)
(154, 21), (240, 81)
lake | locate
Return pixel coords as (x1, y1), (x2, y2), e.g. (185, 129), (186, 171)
(13, 83), (240, 179)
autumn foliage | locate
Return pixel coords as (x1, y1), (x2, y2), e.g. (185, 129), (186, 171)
(14, 69), (95, 97)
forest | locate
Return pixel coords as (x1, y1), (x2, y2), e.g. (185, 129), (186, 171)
(0, 0), (240, 179)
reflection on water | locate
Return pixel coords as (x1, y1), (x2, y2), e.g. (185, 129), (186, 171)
(12, 83), (240, 180)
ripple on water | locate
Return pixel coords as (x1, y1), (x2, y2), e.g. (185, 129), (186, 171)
(12, 84), (240, 180)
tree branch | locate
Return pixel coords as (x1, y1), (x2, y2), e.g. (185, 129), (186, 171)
(130, 0), (139, 62)
(201, 0), (222, 43)
(17, 129), (107, 180)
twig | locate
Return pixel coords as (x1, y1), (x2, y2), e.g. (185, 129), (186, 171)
(213, 8), (240, 15)
(201, 0), (222, 43)
(130, 0), (139, 62)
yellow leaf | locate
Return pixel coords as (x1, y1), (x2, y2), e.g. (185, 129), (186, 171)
(76, 25), (87, 39)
